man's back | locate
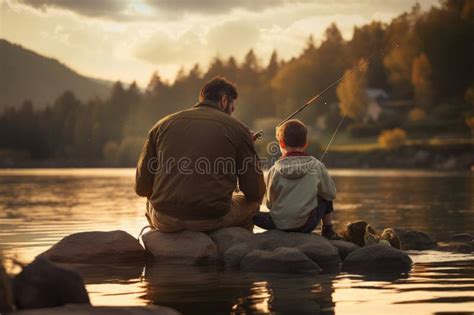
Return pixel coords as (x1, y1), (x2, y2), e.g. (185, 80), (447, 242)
(135, 100), (265, 221)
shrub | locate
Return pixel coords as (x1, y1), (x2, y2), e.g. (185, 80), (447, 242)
(378, 128), (407, 149)
(466, 116), (474, 130)
(408, 108), (427, 122)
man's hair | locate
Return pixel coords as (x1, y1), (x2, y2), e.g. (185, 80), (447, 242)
(276, 119), (308, 147)
(199, 76), (238, 102)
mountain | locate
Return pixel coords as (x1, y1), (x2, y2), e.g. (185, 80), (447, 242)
(0, 39), (111, 111)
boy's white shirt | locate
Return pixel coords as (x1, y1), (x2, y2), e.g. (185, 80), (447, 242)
(265, 155), (336, 230)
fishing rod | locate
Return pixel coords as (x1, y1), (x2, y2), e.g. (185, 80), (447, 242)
(277, 51), (378, 128)
(272, 49), (381, 161)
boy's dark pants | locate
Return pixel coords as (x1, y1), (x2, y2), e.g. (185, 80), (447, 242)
(253, 196), (334, 234)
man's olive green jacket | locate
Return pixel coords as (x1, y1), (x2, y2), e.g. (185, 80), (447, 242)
(135, 100), (265, 220)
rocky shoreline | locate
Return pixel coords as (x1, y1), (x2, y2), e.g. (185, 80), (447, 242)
(323, 144), (473, 171)
(1, 228), (472, 314)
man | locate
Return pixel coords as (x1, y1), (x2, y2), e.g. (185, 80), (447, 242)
(135, 77), (265, 232)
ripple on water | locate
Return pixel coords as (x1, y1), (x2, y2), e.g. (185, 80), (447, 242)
(0, 168), (473, 313)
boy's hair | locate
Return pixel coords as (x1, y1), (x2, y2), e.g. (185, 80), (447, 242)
(276, 119), (307, 147)
(199, 76), (238, 102)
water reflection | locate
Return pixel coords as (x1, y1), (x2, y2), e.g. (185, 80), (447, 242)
(142, 262), (336, 314)
(332, 173), (474, 240)
(0, 168), (473, 313)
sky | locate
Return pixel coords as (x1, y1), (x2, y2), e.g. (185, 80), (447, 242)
(0, 0), (439, 87)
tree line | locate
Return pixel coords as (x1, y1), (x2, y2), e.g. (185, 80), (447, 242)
(0, 0), (472, 165)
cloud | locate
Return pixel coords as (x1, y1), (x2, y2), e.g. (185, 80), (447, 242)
(14, 0), (137, 19)
(206, 20), (260, 58)
(133, 31), (206, 65)
(144, 0), (312, 15)
(13, 0), (312, 20)
(13, 0), (439, 22)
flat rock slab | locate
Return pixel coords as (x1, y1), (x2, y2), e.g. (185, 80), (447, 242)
(393, 228), (437, 250)
(143, 230), (218, 264)
(210, 227), (254, 256)
(330, 240), (361, 261)
(240, 247), (321, 274)
(342, 244), (412, 275)
(12, 257), (90, 310)
(40, 230), (145, 264)
(13, 304), (180, 315)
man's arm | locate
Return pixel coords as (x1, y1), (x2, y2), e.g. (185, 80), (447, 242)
(236, 131), (266, 203)
(317, 162), (337, 201)
(134, 129), (156, 198)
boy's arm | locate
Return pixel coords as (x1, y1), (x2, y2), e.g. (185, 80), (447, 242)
(134, 129), (156, 198)
(317, 163), (337, 200)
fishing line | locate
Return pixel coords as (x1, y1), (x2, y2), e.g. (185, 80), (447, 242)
(320, 112), (346, 162)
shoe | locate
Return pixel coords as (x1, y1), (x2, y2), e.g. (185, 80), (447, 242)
(343, 220), (369, 246)
(364, 224), (380, 246)
(322, 224), (343, 240)
(381, 228), (401, 249)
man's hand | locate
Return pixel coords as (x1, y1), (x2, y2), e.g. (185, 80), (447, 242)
(252, 130), (264, 142)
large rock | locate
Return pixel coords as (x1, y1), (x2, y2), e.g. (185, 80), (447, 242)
(393, 228), (437, 250)
(223, 243), (252, 269)
(240, 247), (321, 274)
(437, 242), (474, 253)
(13, 304), (180, 314)
(209, 227), (254, 256)
(342, 245), (412, 275)
(40, 231), (145, 264)
(330, 240), (361, 261)
(223, 230), (340, 272)
(142, 230), (218, 264)
(12, 257), (90, 310)
(1, 257), (14, 312)
(253, 230), (341, 271)
(450, 233), (473, 243)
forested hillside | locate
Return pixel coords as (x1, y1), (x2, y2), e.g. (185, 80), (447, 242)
(0, 39), (111, 110)
(0, 1), (472, 168)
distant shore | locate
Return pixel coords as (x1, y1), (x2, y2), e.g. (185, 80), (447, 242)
(1, 142), (472, 171)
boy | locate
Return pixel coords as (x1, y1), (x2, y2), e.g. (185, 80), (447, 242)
(253, 119), (340, 239)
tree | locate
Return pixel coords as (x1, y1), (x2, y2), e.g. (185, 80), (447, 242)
(408, 108), (427, 122)
(465, 83), (474, 106)
(412, 53), (434, 109)
(378, 128), (407, 149)
(348, 22), (388, 89)
(336, 61), (369, 121)
(383, 4), (421, 98)
(205, 56), (226, 80)
(264, 50), (279, 80)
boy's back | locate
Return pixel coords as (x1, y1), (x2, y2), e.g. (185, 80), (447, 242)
(266, 153), (336, 230)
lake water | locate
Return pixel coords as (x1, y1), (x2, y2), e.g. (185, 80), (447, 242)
(0, 168), (473, 314)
